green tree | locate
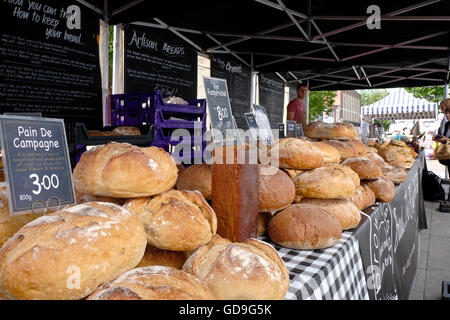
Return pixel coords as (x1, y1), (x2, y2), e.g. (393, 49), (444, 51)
(309, 91), (337, 122)
(404, 86), (445, 103)
(358, 89), (389, 106)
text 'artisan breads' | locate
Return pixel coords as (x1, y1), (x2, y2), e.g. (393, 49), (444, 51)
(182, 235), (289, 300)
(87, 266), (214, 300)
(267, 204), (342, 250)
(304, 121), (359, 140)
(73, 142), (178, 198)
(176, 164), (212, 200)
(258, 165), (295, 213)
(124, 190), (217, 251)
(0, 202), (147, 300)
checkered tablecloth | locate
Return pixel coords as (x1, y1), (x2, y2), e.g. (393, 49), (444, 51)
(260, 231), (370, 300)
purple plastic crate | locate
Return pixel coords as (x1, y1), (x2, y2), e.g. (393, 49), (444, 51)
(153, 126), (205, 144)
(109, 93), (152, 126)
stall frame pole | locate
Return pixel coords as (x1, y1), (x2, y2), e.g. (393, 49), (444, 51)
(102, 0), (109, 126)
(112, 24), (121, 95)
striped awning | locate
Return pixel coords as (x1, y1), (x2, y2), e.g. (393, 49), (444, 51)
(362, 88), (437, 121)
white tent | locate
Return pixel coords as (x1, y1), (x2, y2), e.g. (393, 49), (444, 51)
(362, 88), (438, 122)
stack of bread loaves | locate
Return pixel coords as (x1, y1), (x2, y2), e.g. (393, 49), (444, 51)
(375, 139), (418, 170)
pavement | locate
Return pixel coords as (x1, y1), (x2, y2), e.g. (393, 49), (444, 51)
(408, 159), (450, 300)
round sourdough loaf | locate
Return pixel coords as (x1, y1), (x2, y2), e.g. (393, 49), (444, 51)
(111, 126), (141, 135)
(300, 198), (361, 230)
(324, 163), (360, 187)
(293, 165), (358, 199)
(350, 185), (376, 211)
(382, 165), (407, 184)
(176, 164), (212, 200)
(136, 245), (188, 270)
(73, 142), (178, 198)
(304, 121), (359, 140)
(311, 142), (340, 163)
(124, 190), (217, 251)
(267, 203), (342, 249)
(0, 183), (37, 248)
(258, 212), (272, 236)
(341, 157), (382, 180)
(182, 235), (289, 300)
(262, 138), (324, 170)
(258, 165), (295, 213)
(322, 139), (366, 161)
(363, 176), (396, 202)
(366, 150), (387, 167)
(0, 202), (147, 300)
(87, 266), (214, 300)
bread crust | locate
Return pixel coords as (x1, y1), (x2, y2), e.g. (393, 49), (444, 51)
(363, 176), (396, 202)
(304, 121), (359, 140)
(258, 165), (295, 213)
(341, 157), (382, 180)
(176, 164), (212, 200)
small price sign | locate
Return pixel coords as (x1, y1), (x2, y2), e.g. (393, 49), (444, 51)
(252, 104), (274, 145)
(286, 120), (296, 138)
(0, 115), (76, 215)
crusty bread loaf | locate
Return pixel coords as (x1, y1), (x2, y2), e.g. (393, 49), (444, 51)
(259, 165), (295, 213)
(341, 157), (382, 180)
(0, 183), (37, 248)
(377, 140), (390, 150)
(137, 245), (188, 270)
(258, 212), (272, 236)
(363, 176), (396, 202)
(390, 139), (407, 147)
(281, 169), (303, 180)
(183, 235), (289, 300)
(304, 121), (359, 140)
(366, 150), (387, 167)
(324, 163), (360, 187)
(378, 146), (407, 163)
(87, 266), (214, 300)
(73, 142), (178, 198)
(88, 130), (120, 136)
(350, 185), (376, 211)
(124, 190), (217, 251)
(112, 126), (141, 135)
(74, 188), (124, 206)
(311, 142), (340, 163)
(267, 204), (342, 250)
(382, 165), (407, 184)
(262, 138), (324, 170)
(176, 164), (212, 200)
(322, 140), (358, 160)
(0, 202), (147, 300)
(177, 163), (185, 176)
(293, 165), (358, 199)
(300, 198), (361, 230)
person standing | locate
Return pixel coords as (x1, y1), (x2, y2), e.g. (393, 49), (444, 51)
(286, 83), (308, 130)
(434, 98), (450, 140)
(433, 98), (450, 186)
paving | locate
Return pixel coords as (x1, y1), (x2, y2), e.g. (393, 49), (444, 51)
(408, 159), (450, 300)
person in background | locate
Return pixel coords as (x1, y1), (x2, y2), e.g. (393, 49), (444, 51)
(286, 83), (308, 130)
(433, 98), (450, 143)
(434, 99), (450, 185)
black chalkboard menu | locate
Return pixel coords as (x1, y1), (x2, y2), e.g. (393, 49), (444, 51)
(0, 115), (75, 215)
(124, 25), (198, 99)
(258, 73), (285, 128)
(289, 83), (298, 102)
(210, 54), (251, 129)
(0, 1), (103, 129)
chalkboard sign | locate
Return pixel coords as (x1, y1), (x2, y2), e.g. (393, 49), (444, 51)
(210, 54), (251, 129)
(278, 123), (285, 138)
(0, 115), (76, 215)
(252, 104), (274, 145)
(295, 124), (303, 137)
(258, 73), (285, 128)
(244, 113), (258, 141)
(0, 1), (103, 129)
(286, 120), (296, 138)
(203, 77), (238, 143)
(124, 25), (197, 99)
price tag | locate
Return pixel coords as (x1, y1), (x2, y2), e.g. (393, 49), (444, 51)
(244, 113), (259, 141)
(295, 124), (304, 137)
(203, 77), (239, 144)
(0, 116), (76, 215)
(286, 120), (296, 138)
(278, 123), (285, 138)
(252, 104), (274, 145)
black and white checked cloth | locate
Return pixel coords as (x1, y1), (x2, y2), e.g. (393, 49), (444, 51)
(260, 232), (369, 300)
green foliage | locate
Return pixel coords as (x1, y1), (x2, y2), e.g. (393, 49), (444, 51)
(359, 89), (389, 106)
(404, 86), (445, 103)
(308, 91), (337, 122)
(373, 119), (391, 131)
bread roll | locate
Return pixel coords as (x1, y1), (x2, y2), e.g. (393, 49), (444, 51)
(176, 164), (211, 200)
(341, 157), (382, 180)
(136, 245), (187, 270)
(300, 198), (361, 230)
(382, 165), (407, 184)
(311, 142), (340, 163)
(183, 235), (289, 300)
(87, 266), (214, 300)
(363, 176), (396, 202)
(124, 190), (217, 251)
(350, 185), (376, 211)
(293, 166), (358, 199)
(0, 202), (147, 300)
(304, 121), (359, 140)
(73, 142), (178, 198)
(267, 204), (342, 249)
(258, 212), (272, 236)
(112, 126), (141, 135)
(74, 188), (124, 206)
(0, 183), (37, 248)
(378, 146), (407, 163)
(258, 165), (295, 213)
(262, 138), (323, 170)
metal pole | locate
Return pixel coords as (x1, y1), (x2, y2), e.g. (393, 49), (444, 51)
(250, 53), (255, 106)
(112, 24), (121, 95)
(103, 0), (109, 126)
(305, 80), (310, 124)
